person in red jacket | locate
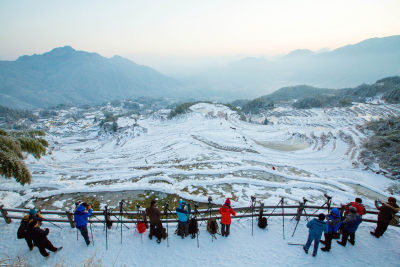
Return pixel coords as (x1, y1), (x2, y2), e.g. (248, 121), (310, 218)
(344, 198), (366, 217)
(219, 198), (236, 237)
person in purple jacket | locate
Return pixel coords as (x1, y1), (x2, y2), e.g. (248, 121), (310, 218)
(303, 213), (328, 257)
(74, 203), (93, 246)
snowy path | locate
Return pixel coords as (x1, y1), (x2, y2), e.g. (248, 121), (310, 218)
(1, 217), (399, 266)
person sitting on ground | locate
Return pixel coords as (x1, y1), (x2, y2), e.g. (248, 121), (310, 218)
(303, 213), (328, 257)
(337, 206), (362, 246)
(29, 220), (62, 257)
(176, 200), (191, 238)
(344, 197), (366, 217)
(320, 208), (341, 252)
(146, 199), (163, 243)
(74, 202), (93, 246)
(18, 208), (43, 251)
(219, 198), (236, 237)
(370, 197), (399, 238)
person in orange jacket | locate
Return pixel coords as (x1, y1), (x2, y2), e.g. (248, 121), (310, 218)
(219, 198), (236, 237)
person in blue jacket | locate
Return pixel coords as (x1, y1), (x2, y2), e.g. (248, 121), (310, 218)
(74, 203), (93, 246)
(320, 208), (341, 252)
(337, 206), (362, 246)
(176, 200), (191, 238)
(303, 213), (328, 257)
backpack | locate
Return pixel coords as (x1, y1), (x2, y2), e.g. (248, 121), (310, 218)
(389, 215), (399, 226)
(137, 222), (146, 233)
(153, 224), (167, 240)
(207, 218), (219, 235)
(17, 219), (28, 239)
(258, 217), (268, 229)
(188, 218), (198, 238)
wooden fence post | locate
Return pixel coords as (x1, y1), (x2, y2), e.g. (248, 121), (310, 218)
(0, 205), (12, 224)
(66, 211), (76, 228)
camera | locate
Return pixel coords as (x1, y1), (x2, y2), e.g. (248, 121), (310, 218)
(324, 194), (332, 200)
(136, 203), (141, 209)
(251, 195), (256, 202)
(303, 197), (308, 203)
(194, 202), (199, 209)
(208, 196), (213, 203)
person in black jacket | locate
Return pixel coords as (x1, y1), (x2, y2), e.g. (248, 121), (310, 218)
(370, 197), (399, 238)
(17, 209), (43, 250)
(29, 220), (62, 257)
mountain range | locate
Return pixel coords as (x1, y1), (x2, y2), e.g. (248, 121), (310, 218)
(186, 35), (400, 99)
(1, 35), (400, 109)
(0, 46), (182, 109)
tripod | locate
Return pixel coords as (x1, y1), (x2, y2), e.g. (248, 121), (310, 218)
(103, 206), (111, 250)
(193, 203), (200, 248)
(163, 202), (173, 247)
(206, 196), (217, 242)
(291, 198), (308, 237)
(115, 200), (130, 244)
(266, 197), (285, 239)
(251, 196), (256, 236)
(306, 194), (332, 221)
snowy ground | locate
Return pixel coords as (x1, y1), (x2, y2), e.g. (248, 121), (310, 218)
(1, 216), (399, 267)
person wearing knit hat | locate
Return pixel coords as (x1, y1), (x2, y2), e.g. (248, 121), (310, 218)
(371, 197), (399, 238)
(219, 198), (236, 237)
(303, 213), (328, 257)
(337, 206), (362, 246)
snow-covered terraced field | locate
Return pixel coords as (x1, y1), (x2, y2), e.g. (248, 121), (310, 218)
(1, 102), (400, 209)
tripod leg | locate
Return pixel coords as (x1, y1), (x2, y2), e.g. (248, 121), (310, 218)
(90, 222), (94, 246)
(251, 204), (254, 236)
(282, 198), (285, 240)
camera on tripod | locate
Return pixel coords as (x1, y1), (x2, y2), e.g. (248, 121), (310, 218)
(164, 201), (169, 208)
(194, 202), (199, 209)
(251, 195), (256, 202)
(136, 203), (141, 209)
(303, 197), (308, 203)
(324, 194), (332, 200)
(208, 196), (213, 203)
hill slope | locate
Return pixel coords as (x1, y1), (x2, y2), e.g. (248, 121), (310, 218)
(0, 46), (183, 109)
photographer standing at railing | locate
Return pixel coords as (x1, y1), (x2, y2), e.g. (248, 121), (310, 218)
(176, 200), (191, 238)
(219, 198), (236, 237)
(370, 197), (398, 238)
(74, 203), (93, 246)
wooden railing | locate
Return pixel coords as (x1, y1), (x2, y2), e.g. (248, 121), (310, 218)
(0, 203), (396, 227)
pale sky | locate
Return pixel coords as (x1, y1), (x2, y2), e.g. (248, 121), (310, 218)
(1, 0), (399, 74)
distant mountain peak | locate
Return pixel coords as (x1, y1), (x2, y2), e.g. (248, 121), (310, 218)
(285, 49), (314, 58)
(45, 46), (76, 56)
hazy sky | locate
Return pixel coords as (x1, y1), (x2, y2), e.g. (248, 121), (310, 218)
(1, 0), (399, 74)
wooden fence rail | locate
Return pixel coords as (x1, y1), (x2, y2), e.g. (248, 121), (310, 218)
(0, 204), (396, 227)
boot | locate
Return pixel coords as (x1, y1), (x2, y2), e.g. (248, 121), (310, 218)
(303, 246), (308, 254)
(370, 231), (379, 238)
(337, 241), (346, 247)
(320, 240), (326, 245)
(321, 247), (330, 252)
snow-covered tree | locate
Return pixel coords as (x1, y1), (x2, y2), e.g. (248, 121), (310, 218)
(0, 129), (47, 185)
